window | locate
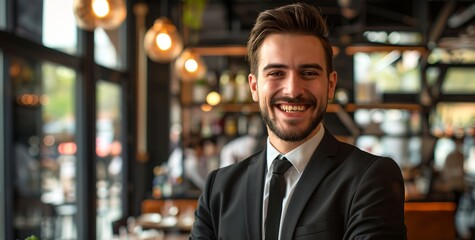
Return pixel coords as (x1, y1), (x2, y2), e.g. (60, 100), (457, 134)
(42, 0), (78, 54)
(10, 55), (78, 239)
(442, 68), (475, 93)
(354, 108), (422, 168)
(430, 102), (475, 137)
(15, 0), (78, 54)
(2, 0), (132, 239)
(354, 50), (421, 103)
(0, 0), (5, 30)
(94, 27), (127, 70)
(96, 80), (124, 239)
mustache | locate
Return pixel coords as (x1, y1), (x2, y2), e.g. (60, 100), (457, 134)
(270, 95), (318, 105)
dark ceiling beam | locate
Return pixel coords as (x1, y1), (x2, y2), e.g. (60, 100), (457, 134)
(366, 4), (418, 26)
(427, 1), (456, 49)
(448, 2), (475, 28)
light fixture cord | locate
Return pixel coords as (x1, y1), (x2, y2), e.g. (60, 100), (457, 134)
(161, 0), (168, 18)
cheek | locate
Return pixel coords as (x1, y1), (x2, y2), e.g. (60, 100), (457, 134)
(310, 82), (329, 98)
(255, 80), (290, 102)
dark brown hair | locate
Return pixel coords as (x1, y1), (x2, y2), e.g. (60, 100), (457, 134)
(247, 2), (333, 76)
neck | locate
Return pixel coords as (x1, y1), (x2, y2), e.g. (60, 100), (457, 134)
(268, 124), (321, 154)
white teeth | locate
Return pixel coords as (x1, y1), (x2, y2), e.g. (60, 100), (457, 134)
(280, 105), (306, 112)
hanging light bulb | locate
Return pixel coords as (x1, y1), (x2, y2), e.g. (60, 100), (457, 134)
(175, 49), (206, 81)
(73, 0), (126, 30)
(144, 17), (184, 63)
(206, 91), (221, 106)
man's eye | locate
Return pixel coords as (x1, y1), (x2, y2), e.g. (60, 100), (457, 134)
(268, 71), (284, 76)
(301, 71), (318, 76)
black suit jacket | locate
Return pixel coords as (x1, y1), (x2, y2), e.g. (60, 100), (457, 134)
(190, 130), (407, 239)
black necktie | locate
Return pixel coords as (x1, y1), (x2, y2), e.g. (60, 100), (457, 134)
(265, 156), (292, 240)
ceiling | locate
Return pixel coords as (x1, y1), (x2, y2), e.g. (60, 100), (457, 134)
(165, 0), (475, 49)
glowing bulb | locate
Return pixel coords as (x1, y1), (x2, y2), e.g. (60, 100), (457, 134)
(92, 0), (110, 18)
(174, 49), (207, 81)
(185, 58), (198, 73)
(206, 91), (221, 106)
(144, 17), (184, 62)
(156, 33), (172, 50)
(73, 0), (126, 30)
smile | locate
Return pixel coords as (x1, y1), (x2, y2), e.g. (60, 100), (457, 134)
(279, 104), (307, 112)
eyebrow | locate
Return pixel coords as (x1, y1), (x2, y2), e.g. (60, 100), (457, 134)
(262, 63), (325, 72)
(300, 64), (324, 71)
(262, 63), (287, 71)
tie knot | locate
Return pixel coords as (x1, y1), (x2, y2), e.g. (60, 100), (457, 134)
(272, 157), (292, 175)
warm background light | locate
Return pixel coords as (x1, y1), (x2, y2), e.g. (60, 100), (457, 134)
(184, 58), (198, 73)
(92, 0), (110, 18)
(206, 91), (221, 106)
(156, 33), (172, 50)
(174, 49), (206, 81)
(144, 17), (184, 62)
(73, 0), (126, 30)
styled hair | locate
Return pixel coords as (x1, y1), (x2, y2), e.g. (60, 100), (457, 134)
(247, 2), (333, 76)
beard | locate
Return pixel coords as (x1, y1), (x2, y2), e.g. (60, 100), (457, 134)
(259, 95), (327, 142)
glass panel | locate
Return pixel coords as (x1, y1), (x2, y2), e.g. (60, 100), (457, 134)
(354, 109), (421, 135)
(354, 50), (421, 103)
(0, 0), (5, 29)
(354, 108), (422, 168)
(94, 26), (127, 70)
(42, 0), (78, 54)
(15, 0), (43, 42)
(442, 68), (475, 93)
(428, 48), (475, 64)
(96, 80), (123, 239)
(430, 102), (475, 137)
(363, 31), (422, 45)
(355, 135), (421, 168)
(433, 137), (456, 170)
(10, 55), (78, 239)
(15, 0), (78, 54)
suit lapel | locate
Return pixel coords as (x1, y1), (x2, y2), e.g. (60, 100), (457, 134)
(280, 132), (341, 240)
(245, 150), (267, 240)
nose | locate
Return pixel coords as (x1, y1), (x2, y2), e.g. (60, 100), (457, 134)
(282, 73), (304, 97)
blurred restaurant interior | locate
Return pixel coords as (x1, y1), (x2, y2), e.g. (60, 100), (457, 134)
(1, 0), (475, 239)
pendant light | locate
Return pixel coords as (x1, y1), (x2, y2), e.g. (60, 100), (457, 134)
(144, 17), (184, 63)
(73, 0), (127, 30)
(174, 48), (206, 82)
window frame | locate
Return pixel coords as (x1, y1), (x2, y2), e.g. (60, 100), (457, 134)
(0, 0), (136, 239)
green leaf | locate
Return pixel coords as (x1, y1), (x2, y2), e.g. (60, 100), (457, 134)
(25, 235), (39, 240)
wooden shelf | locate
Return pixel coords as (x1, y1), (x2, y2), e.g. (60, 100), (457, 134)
(345, 45), (427, 55)
(190, 46), (247, 56)
(343, 103), (422, 112)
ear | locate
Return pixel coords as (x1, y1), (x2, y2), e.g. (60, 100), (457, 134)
(327, 71), (337, 100)
(248, 73), (259, 102)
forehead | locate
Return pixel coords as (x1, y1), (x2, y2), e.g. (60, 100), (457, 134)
(258, 33), (328, 71)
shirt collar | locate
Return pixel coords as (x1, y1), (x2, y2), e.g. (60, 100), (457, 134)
(266, 123), (325, 174)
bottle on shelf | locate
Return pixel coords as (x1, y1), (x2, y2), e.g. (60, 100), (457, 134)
(235, 70), (251, 103)
(237, 114), (249, 136)
(219, 70), (235, 104)
(224, 114), (237, 137)
(192, 77), (209, 104)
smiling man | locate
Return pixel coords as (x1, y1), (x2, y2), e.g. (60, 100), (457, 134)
(190, 3), (407, 240)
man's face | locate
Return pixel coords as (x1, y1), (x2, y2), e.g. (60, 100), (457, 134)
(248, 34), (337, 144)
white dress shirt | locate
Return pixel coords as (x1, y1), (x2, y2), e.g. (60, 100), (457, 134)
(262, 124), (325, 240)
